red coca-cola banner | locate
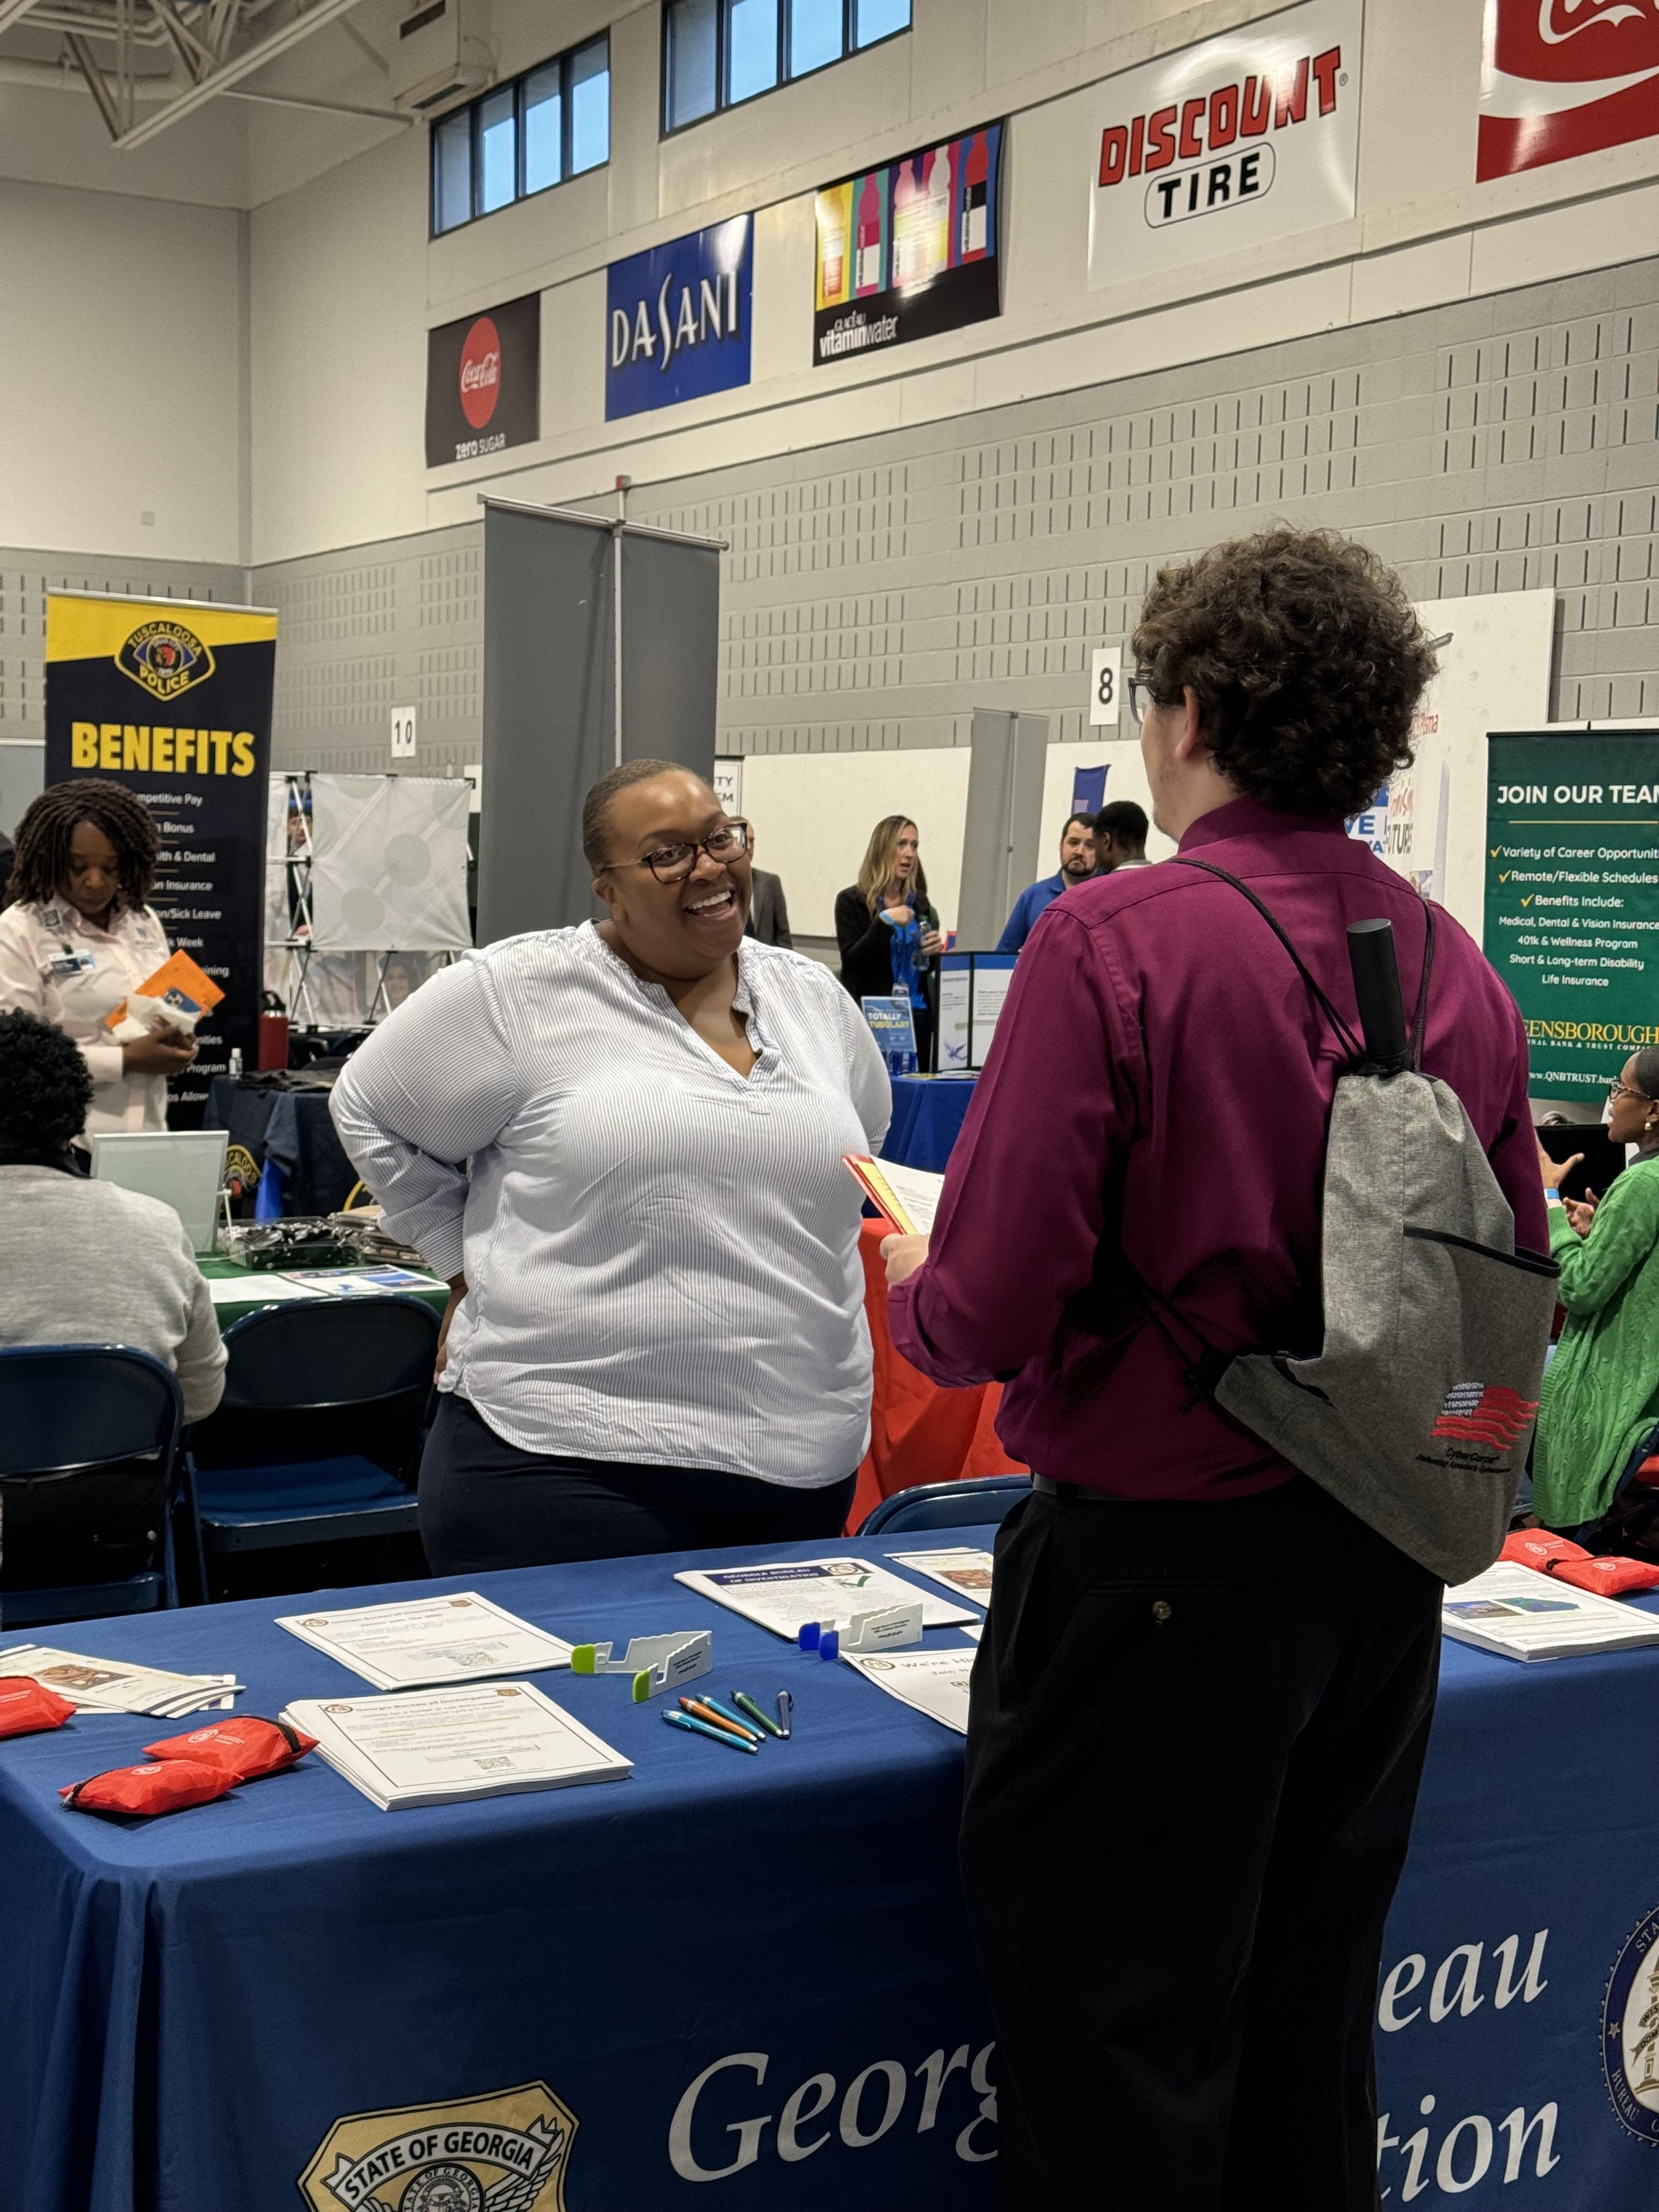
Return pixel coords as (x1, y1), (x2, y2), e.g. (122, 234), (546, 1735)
(1479, 0), (1659, 181)
(425, 292), (540, 469)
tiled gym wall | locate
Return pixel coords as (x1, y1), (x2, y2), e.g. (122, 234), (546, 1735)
(4, 253), (1654, 777)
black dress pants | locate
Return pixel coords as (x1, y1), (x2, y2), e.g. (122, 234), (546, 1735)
(959, 1477), (1443, 2211)
(419, 1392), (857, 1572)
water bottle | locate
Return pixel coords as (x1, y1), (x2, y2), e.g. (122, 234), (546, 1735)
(228, 1047), (244, 1079)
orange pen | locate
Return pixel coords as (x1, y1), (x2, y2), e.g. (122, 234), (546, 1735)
(680, 1696), (758, 1743)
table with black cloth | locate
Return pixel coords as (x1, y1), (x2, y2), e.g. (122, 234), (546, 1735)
(3, 1534), (1658, 2211)
(882, 1073), (977, 1171)
(204, 1075), (358, 1218)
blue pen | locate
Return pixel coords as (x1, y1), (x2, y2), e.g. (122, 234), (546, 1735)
(700, 1695), (763, 1739)
(664, 1708), (758, 1754)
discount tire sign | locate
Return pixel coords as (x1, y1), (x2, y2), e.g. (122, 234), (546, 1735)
(1086, 0), (1361, 291)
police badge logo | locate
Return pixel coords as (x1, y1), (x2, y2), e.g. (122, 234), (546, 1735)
(299, 2081), (577, 2212)
(1603, 1904), (1659, 2145)
(116, 619), (214, 701)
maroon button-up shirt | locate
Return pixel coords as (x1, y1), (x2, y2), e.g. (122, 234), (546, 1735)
(888, 795), (1546, 1501)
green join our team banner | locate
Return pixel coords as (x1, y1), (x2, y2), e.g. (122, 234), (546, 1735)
(1485, 730), (1659, 1104)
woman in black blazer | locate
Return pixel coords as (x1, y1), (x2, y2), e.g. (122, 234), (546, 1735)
(834, 815), (944, 1069)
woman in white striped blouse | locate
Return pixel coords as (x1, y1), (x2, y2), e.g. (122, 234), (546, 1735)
(330, 761), (891, 1572)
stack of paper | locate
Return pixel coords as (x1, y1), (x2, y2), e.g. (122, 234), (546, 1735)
(206, 1266), (441, 1308)
(842, 1646), (975, 1733)
(889, 1548), (995, 1606)
(0, 1645), (244, 1717)
(275, 1591), (573, 1689)
(675, 1558), (974, 1639)
(843, 1156), (946, 1236)
(1441, 1564), (1659, 1661)
(281, 1681), (632, 1810)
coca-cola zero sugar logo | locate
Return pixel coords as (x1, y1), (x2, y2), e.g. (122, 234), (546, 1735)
(458, 316), (502, 430)
(1479, 0), (1659, 179)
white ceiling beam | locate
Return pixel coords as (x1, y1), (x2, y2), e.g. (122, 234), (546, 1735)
(63, 27), (121, 135)
(111, 0), (370, 148)
(148, 0), (216, 78)
(220, 80), (407, 121)
(0, 0), (44, 31)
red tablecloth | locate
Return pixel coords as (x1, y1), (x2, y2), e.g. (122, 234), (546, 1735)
(849, 1219), (1027, 1531)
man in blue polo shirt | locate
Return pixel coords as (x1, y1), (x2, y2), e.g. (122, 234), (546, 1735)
(996, 814), (1096, 952)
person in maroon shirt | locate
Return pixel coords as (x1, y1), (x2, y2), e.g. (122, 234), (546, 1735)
(884, 528), (1545, 2212)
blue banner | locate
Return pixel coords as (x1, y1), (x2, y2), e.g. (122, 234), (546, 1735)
(607, 216), (752, 421)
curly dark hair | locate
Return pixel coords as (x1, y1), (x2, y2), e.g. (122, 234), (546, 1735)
(0, 1009), (94, 1149)
(1131, 528), (1438, 819)
(5, 779), (160, 911)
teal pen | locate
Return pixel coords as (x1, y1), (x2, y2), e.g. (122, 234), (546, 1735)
(701, 1695), (764, 1739)
(731, 1690), (785, 1739)
(664, 1708), (758, 1754)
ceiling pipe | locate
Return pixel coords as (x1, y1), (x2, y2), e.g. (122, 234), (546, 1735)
(111, 0), (373, 147)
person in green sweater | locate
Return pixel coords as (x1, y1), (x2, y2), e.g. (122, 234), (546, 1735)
(1535, 1049), (1659, 1531)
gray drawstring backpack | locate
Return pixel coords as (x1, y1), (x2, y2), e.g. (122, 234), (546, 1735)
(1159, 861), (1559, 1587)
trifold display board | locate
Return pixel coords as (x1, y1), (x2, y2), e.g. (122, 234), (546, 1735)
(44, 589), (277, 1125)
(1485, 731), (1659, 1107)
(476, 500), (722, 944)
(938, 952), (1016, 1072)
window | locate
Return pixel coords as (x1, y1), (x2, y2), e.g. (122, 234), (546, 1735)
(430, 32), (609, 236)
(663, 0), (908, 131)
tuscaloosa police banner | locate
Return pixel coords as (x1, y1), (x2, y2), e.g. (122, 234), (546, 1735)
(45, 591), (278, 1125)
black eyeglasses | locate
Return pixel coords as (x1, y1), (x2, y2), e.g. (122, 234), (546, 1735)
(607, 820), (751, 885)
(1126, 674), (1160, 728)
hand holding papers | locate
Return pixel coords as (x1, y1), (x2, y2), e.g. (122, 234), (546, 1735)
(843, 1155), (944, 1236)
(281, 1682), (630, 1811)
(571, 1631), (711, 1700)
(104, 949), (224, 1040)
(675, 1558), (974, 1640)
(1441, 1564), (1659, 1661)
(275, 1593), (573, 1690)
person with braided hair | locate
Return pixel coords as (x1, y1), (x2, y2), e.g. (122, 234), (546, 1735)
(0, 778), (193, 1139)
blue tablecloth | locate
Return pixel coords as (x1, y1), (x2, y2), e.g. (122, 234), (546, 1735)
(883, 1075), (977, 1171)
(3, 1534), (1658, 2211)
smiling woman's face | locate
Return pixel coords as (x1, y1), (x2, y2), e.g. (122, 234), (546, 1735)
(591, 771), (752, 982)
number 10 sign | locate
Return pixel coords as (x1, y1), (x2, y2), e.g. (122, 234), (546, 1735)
(1088, 646), (1121, 726)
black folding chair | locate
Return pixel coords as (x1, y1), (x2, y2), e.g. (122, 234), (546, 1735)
(0, 1343), (186, 1630)
(186, 1297), (439, 1588)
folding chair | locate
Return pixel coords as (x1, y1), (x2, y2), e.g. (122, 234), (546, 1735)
(858, 1473), (1032, 1536)
(0, 1344), (186, 1631)
(186, 1296), (439, 1588)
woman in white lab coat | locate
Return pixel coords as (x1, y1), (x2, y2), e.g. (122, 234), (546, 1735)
(0, 780), (194, 1138)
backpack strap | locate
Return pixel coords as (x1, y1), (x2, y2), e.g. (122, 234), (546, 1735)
(1408, 899), (1437, 1072)
(1171, 857), (1365, 1061)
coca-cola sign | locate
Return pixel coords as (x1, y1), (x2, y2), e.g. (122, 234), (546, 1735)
(1479, 0), (1659, 180)
(425, 293), (539, 468)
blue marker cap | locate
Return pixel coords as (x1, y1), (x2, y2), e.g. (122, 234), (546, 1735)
(818, 1629), (839, 1662)
(798, 1622), (821, 1651)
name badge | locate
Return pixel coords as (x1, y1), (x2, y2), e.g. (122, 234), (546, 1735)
(48, 954), (98, 976)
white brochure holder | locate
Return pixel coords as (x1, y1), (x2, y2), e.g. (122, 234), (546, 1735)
(569, 1631), (713, 1702)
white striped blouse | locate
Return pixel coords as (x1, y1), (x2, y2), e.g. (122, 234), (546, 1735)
(330, 922), (892, 1488)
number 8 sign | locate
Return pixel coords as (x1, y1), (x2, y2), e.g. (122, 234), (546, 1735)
(1089, 646), (1121, 727)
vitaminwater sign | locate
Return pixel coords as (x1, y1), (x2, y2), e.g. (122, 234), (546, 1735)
(45, 591), (277, 1123)
(1087, 0), (1360, 290)
(1485, 731), (1659, 1102)
(607, 216), (752, 420)
(813, 122), (1003, 366)
(1479, 0), (1659, 183)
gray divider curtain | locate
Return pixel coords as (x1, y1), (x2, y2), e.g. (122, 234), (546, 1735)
(476, 498), (722, 944)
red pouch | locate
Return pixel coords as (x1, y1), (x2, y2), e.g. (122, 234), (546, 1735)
(1546, 1555), (1659, 1597)
(60, 1760), (236, 1816)
(1500, 1530), (1589, 1573)
(0, 1676), (76, 1740)
(143, 1716), (317, 1783)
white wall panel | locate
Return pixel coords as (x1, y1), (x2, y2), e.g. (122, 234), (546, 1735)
(0, 182), (244, 564)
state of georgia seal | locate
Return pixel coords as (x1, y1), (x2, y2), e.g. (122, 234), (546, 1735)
(1603, 1904), (1659, 2146)
(299, 2081), (576, 2212)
